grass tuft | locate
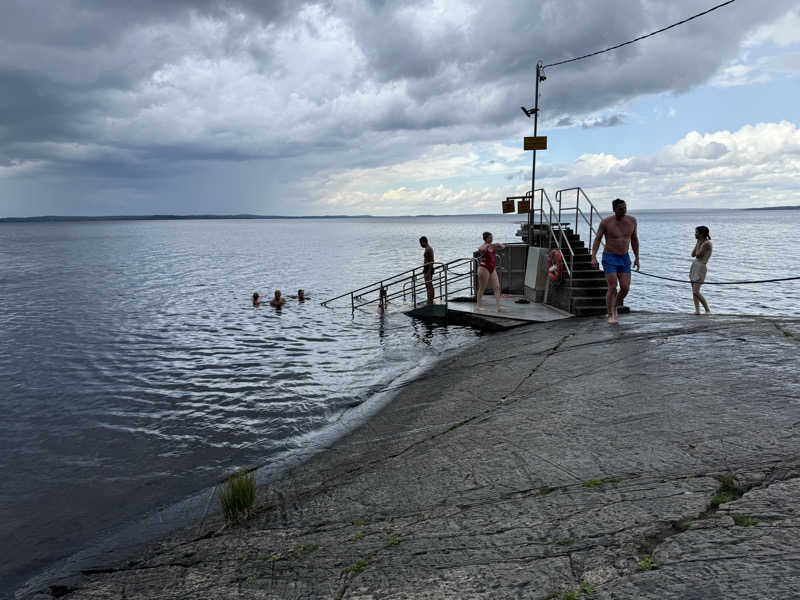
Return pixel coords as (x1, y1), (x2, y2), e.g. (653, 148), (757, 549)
(218, 470), (255, 524)
(295, 542), (318, 556)
(344, 556), (371, 575)
(637, 555), (656, 571)
(675, 519), (692, 532)
(732, 514), (760, 527)
(710, 473), (745, 507)
(583, 477), (620, 487)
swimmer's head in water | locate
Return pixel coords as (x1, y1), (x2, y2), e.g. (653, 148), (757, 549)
(252, 292), (259, 301)
(274, 290), (281, 298)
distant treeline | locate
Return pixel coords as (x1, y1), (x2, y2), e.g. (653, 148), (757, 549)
(0, 214), (374, 223)
(745, 205), (800, 211)
(0, 213), (510, 223)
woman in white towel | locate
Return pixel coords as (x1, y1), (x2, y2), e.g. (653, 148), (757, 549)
(690, 226), (712, 315)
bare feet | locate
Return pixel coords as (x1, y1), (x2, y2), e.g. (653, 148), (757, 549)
(703, 311), (712, 315)
(608, 315), (619, 324)
(496, 306), (503, 312)
(476, 305), (485, 311)
(693, 311), (700, 315)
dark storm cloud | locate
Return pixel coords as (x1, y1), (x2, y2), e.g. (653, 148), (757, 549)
(0, 70), (76, 143)
(0, 0), (797, 213)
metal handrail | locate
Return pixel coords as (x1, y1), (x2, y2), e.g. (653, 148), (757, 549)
(536, 189), (574, 279)
(321, 257), (479, 313)
(506, 188), (575, 279)
(556, 187), (604, 257)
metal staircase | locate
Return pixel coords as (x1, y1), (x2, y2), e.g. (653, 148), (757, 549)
(517, 187), (612, 316)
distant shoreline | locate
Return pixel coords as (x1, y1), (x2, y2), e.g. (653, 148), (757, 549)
(744, 205), (800, 211)
(1, 206), (798, 223)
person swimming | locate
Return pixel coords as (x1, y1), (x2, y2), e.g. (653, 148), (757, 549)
(270, 290), (286, 307)
(252, 292), (261, 307)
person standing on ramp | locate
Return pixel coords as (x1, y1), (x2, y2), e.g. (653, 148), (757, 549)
(419, 236), (435, 305)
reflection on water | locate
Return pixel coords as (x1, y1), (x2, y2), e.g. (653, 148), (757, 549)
(0, 209), (798, 591)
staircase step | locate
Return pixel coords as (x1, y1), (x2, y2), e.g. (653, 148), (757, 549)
(572, 269), (605, 279)
(573, 306), (608, 317)
(571, 287), (606, 297)
(571, 278), (608, 287)
(572, 296), (608, 308)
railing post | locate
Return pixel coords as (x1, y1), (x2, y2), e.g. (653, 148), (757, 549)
(411, 273), (416, 306)
(470, 261), (474, 297)
(575, 189), (579, 233)
(350, 292), (354, 313)
(443, 265), (449, 308)
(557, 191), (562, 229)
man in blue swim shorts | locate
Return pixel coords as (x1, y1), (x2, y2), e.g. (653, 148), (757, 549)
(591, 198), (640, 324)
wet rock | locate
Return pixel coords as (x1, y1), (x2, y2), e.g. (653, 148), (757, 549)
(17, 313), (800, 599)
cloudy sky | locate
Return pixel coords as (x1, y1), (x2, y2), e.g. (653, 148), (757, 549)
(1, 0), (799, 217)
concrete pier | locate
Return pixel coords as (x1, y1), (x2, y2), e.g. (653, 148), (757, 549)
(20, 313), (800, 599)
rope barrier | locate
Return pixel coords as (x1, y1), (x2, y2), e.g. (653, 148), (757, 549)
(634, 270), (800, 285)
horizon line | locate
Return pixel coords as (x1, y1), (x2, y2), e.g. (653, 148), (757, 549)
(1, 205), (798, 223)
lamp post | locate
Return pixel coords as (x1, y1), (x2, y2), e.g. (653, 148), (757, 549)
(521, 62), (546, 246)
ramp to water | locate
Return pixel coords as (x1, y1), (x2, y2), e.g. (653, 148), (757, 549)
(448, 295), (571, 322)
(406, 295), (572, 331)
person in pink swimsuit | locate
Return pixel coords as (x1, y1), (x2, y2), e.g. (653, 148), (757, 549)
(476, 231), (504, 312)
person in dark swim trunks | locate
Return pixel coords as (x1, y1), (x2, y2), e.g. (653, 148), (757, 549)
(476, 231), (505, 312)
(591, 198), (640, 324)
(419, 236), (435, 304)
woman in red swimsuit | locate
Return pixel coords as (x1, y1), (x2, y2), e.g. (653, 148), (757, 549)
(476, 231), (504, 312)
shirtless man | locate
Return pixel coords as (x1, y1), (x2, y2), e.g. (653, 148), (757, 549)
(419, 236), (435, 304)
(269, 290), (286, 307)
(590, 198), (640, 324)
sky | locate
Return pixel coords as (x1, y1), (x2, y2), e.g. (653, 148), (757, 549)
(1, 0), (799, 217)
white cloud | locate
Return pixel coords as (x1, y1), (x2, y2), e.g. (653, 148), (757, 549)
(711, 63), (771, 87)
(546, 121), (800, 208)
(746, 7), (800, 47)
(307, 121), (800, 213)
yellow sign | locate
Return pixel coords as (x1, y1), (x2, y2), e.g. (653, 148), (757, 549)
(502, 199), (515, 214)
(523, 136), (548, 151)
(517, 199), (530, 214)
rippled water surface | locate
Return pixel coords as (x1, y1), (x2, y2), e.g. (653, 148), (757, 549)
(1, 210), (799, 591)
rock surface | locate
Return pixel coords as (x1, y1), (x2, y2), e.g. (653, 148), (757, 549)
(18, 313), (800, 599)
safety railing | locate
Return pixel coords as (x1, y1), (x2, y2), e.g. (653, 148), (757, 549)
(508, 188), (575, 279)
(321, 257), (479, 313)
(555, 187), (603, 258)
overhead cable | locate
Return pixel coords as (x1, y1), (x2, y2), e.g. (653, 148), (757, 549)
(544, 0), (737, 69)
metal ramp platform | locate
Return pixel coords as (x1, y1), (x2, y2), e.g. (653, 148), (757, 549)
(322, 255), (574, 331)
(443, 295), (571, 330)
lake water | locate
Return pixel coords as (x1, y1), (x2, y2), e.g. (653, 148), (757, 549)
(2, 209), (799, 594)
